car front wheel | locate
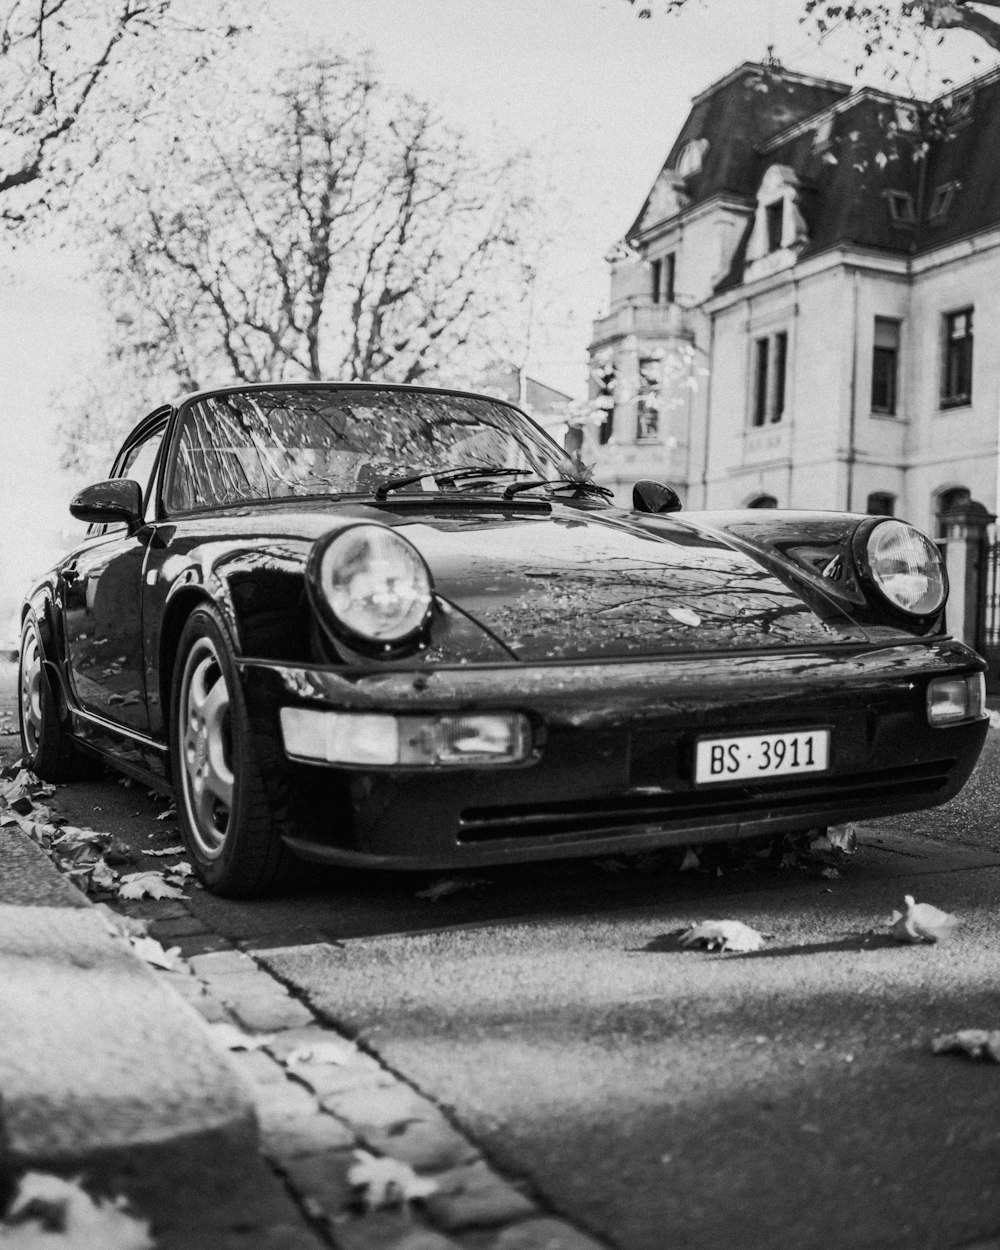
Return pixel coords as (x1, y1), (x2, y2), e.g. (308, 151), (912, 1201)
(171, 605), (297, 897)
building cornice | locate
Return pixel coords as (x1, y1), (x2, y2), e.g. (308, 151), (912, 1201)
(628, 191), (753, 250)
(701, 223), (1000, 313)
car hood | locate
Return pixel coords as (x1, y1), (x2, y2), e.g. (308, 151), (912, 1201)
(390, 505), (872, 662)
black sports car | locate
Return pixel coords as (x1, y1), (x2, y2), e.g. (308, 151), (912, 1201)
(18, 382), (988, 896)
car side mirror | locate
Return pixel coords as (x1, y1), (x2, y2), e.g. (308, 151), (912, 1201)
(632, 479), (682, 514)
(70, 479), (144, 532)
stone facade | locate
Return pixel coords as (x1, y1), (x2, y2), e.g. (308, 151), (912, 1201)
(587, 61), (1000, 536)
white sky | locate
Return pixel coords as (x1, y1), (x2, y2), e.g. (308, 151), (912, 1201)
(0, 0), (993, 632)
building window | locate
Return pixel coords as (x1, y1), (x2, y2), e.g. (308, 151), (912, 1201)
(751, 332), (788, 427)
(942, 308), (973, 408)
(866, 491), (895, 517)
(871, 318), (900, 415)
(752, 337), (769, 426)
(773, 331), (788, 421)
(650, 259), (662, 305)
(650, 253), (676, 305)
(748, 494), (778, 509)
(928, 182), (958, 223)
(766, 201), (784, 252)
(886, 191), (916, 226)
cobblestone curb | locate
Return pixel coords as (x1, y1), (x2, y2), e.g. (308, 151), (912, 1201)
(136, 903), (610, 1250)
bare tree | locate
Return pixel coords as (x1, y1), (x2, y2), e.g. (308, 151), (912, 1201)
(0, 0), (247, 225)
(60, 50), (546, 473)
(627, 0), (1000, 56)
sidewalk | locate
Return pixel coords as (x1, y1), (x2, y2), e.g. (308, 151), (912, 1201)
(0, 675), (603, 1250)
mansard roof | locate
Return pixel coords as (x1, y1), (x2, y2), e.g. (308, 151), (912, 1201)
(628, 60), (1000, 292)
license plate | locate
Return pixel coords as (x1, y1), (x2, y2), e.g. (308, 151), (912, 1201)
(694, 729), (830, 784)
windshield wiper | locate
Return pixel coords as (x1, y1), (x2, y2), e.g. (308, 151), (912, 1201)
(374, 466), (530, 500)
(502, 477), (615, 501)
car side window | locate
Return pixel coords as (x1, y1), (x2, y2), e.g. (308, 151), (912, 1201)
(89, 424), (167, 537)
(119, 425), (167, 517)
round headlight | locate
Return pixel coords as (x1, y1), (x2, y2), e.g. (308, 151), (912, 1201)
(864, 520), (946, 616)
(311, 524), (432, 645)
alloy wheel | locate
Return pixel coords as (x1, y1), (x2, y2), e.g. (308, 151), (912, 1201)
(179, 636), (235, 859)
(19, 627), (43, 758)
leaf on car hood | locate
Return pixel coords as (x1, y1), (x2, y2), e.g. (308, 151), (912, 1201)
(0, 1171), (152, 1249)
(678, 919), (768, 953)
(889, 894), (961, 944)
(931, 1029), (1000, 1063)
(117, 871), (186, 900)
(348, 1149), (438, 1209)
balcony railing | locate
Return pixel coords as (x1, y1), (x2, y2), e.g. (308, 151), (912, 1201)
(591, 299), (689, 346)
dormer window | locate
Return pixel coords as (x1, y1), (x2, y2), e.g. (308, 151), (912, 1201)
(886, 191), (916, 226)
(676, 138), (709, 180)
(766, 202), (784, 253)
(745, 165), (809, 269)
(928, 181), (959, 223)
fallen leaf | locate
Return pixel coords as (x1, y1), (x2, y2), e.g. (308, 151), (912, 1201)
(129, 936), (183, 971)
(166, 861), (194, 879)
(143, 845), (186, 857)
(155, 807), (177, 822)
(90, 858), (119, 891)
(0, 1171), (153, 1249)
(679, 848), (700, 871)
(931, 1029), (1000, 1063)
(678, 919), (767, 953)
(285, 1038), (358, 1066)
(208, 1021), (275, 1052)
(117, 872), (186, 900)
(889, 894), (961, 944)
(416, 877), (489, 901)
(827, 823), (858, 855)
(347, 1150), (438, 1209)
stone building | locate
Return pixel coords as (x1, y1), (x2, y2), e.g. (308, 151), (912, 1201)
(588, 60), (1000, 535)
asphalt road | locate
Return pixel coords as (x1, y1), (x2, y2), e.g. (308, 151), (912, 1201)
(4, 660), (1000, 1249)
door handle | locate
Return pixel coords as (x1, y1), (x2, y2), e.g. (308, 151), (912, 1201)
(63, 564), (79, 586)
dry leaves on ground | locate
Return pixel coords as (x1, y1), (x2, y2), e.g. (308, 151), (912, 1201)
(677, 919), (768, 953)
(285, 1038), (358, 1066)
(347, 1150), (438, 1210)
(127, 936), (183, 971)
(117, 872), (186, 901)
(932, 1029), (1000, 1063)
(0, 1171), (152, 1249)
(889, 894), (961, 944)
(142, 845), (185, 857)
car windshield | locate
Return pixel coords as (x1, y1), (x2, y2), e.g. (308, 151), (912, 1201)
(166, 386), (578, 512)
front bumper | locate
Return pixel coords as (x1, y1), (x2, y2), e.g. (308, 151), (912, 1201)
(237, 639), (989, 869)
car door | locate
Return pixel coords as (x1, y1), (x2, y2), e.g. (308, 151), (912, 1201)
(62, 415), (169, 732)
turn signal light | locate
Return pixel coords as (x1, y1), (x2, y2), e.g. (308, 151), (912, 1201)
(280, 708), (532, 767)
(926, 674), (986, 726)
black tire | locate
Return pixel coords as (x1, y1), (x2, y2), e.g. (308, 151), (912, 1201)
(18, 616), (94, 782)
(170, 604), (298, 898)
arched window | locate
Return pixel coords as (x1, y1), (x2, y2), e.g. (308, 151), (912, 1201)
(747, 493), (778, 509)
(935, 486), (972, 537)
(866, 491), (895, 517)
